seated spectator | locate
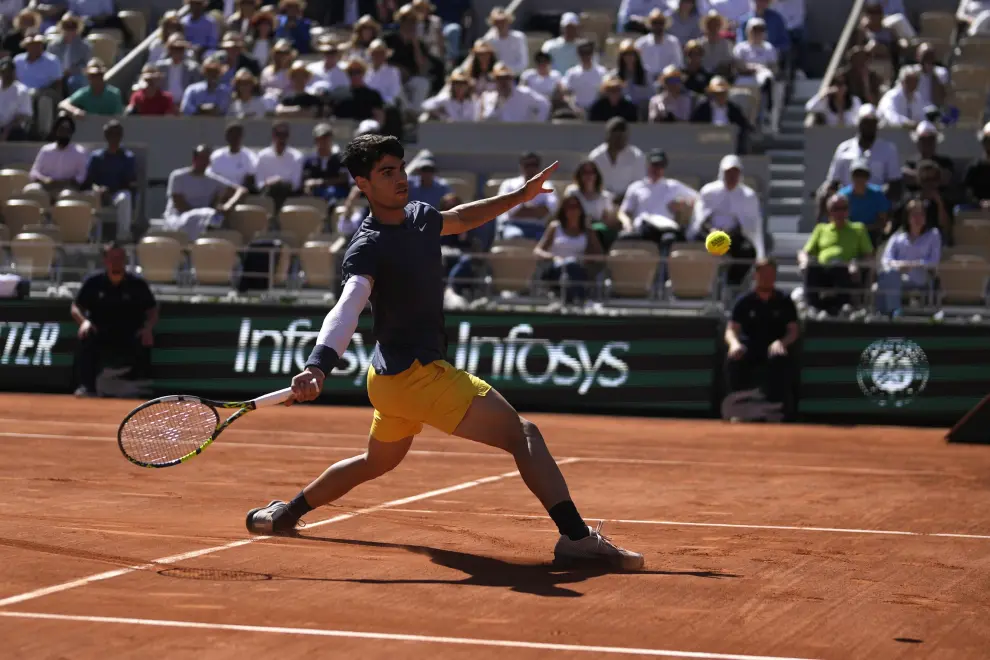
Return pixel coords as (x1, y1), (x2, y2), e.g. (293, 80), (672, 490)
(255, 121), (303, 208)
(156, 35), (201, 106)
(477, 62), (550, 122)
(617, 0), (682, 34)
(0, 1), (28, 30)
(482, 6), (527, 77)
(890, 160), (953, 243)
(308, 37), (348, 92)
(59, 59), (123, 117)
(565, 159), (620, 249)
(26, 113), (88, 198)
(542, 12), (582, 75)
(163, 144), (246, 240)
(902, 121), (954, 193)
(691, 76), (752, 151)
(724, 257), (799, 416)
(866, 0), (916, 40)
(798, 193), (873, 316)
(365, 38), (402, 105)
(181, 0), (218, 54)
(219, 32), (260, 87)
(839, 158), (890, 246)
(47, 13), (91, 94)
(734, 18), (781, 131)
(737, 0), (790, 57)
(905, 42), (948, 109)
(463, 39), (498, 94)
(13, 33), (62, 91)
(649, 65), (697, 122)
(588, 75), (639, 123)
(856, 2), (899, 63)
(181, 56), (231, 116)
(613, 39), (652, 109)
(229, 68), (270, 118)
(877, 197), (941, 316)
(146, 11), (183, 66)
(497, 152), (558, 240)
(689, 154), (764, 285)
(698, 10), (733, 77)
(407, 153), (451, 208)
(520, 51), (561, 102)
(839, 45), (882, 108)
(0, 56), (32, 141)
(328, 58), (386, 124)
(227, 0), (260, 33)
(341, 14), (379, 63)
(963, 123), (990, 210)
(1, 8), (41, 58)
(384, 3), (438, 113)
(617, 149), (698, 248)
(409, 0), (446, 62)
(667, 0), (705, 46)
(209, 122), (257, 188)
(275, 61), (324, 117)
(274, 0), (311, 54)
(71, 241), (157, 398)
(589, 116), (646, 198)
(775, 0), (807, 75)
(302, 122), (348, 202)
(84, 119), (137, 241)
(560, 39), (608, 114)
(822, 103), (901, 203)
(959, 0), (990, 30)
(635, 9), (683, 82)
(127, 65), (176, 115)
(247, 6), (277, 64)
(420, 69), (478, 121)
(261, 38), (295, 95)
(534, 194), (603, 305)
(804, 72), (861, 126)
(682, 39), (713, 95)
(877, 67), (924, 128)
(67, 0), (134, 48)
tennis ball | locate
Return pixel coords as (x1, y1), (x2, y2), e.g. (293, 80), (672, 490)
(705, 230), (731, 256)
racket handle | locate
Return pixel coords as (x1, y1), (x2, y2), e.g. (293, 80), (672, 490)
(253, 387), (296, 408)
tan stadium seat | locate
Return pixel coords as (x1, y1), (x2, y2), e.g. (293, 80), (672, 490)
(228, 204), (271, 242)
(729, 86), (760, 125)
(606, 243), (661, 298)
(118, 11), (147, 43)
(136, 236), (183, 284)
(939, 253), (990, 305)
(445, 175), (478, 203)
(13, 188), (52, 211)
(190, 237), (238, 286)
(580, 11), (614, 48)
(300, 239), (336, 289)
(604, 36), (623, 64)
(1, 200), (44, 236)
(920, 12), (956, 41)
(484, 245), (540, 294)
(20, 223), (62, 242)
(0, 223), (9, 244)
(86, 33), (118, 67)
(278, 205), (324, 247)
(950, 65), (990, 94)
(952, 91), (987, 127)
(958, 37), (990, 64)
(669, 240), (706, 251)
(51, 200), (95, 243)
(0, 169), (30, 202)
(484, 177), (504, 198)
(953, 215), (990, 254)
(493, 237), (538, 251)
(527, 33), (551, 66)
(58, 189), (101, 210)
(242, 194), (276, 216)
(667, 249), (719, 300)
(145, 229), (191, 247)
(201, 228), (245, 247)
(11, 232), (57, 280)
(284, 195), (329, 216)
(909, 36), (950, 63)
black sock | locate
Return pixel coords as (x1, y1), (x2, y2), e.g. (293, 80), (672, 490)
(273, 491), (313, 532)
(548, 500), (589, 541)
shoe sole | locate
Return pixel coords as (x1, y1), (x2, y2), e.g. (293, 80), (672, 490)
(245, 500), (283, 535)
(553, 553), (645, 572)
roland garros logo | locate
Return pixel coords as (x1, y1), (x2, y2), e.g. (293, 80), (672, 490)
(856, 338), (930, 408)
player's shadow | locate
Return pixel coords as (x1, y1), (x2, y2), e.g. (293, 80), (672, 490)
(292, 535), (739, 598)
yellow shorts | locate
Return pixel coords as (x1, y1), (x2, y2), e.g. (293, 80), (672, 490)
(366, 359), (492, 442)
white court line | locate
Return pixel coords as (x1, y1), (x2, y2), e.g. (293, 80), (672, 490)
(0, 461), (578, 608)
(0, 431), (942, 477)
(388, 508), (990, 542)
(0, 611), (820, 660)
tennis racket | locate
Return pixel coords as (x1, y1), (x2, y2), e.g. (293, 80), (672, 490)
(117, 387), (296, 468)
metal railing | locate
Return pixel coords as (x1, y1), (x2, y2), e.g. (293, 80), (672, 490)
(811, 0), (870, 112)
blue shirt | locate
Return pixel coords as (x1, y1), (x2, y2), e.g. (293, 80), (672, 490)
(68, 0), (114, 17)
(180, 81), (231, 115)
(275, 15), (313, 54)
(882, 228), (941, 287)
(181, 14), (218, 50)
(839, 183), (890, 226)
(342, 201), (447, 375)
(408, 176), (452, 209)
(738, 9), (791, 54)
(13, 52), (62, 89)
(86, 147), (137, 192)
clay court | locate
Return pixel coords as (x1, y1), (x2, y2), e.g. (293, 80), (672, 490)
(1, 393), (988, 659)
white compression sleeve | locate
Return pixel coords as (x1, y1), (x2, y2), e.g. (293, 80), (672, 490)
(305, 275), (373, 374)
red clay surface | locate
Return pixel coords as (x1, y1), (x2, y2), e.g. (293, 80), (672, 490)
(1, 393), (989, 659)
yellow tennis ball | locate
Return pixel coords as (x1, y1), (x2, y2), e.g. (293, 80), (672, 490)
(705, 230), (731, 256)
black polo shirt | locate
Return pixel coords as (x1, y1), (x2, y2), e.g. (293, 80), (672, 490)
(302, 151), (343, 181)
(330, 85), (384, 120)
(730, 289), (797, 356)
(75, 271), (156, 339)
(964, 158), (990, 202)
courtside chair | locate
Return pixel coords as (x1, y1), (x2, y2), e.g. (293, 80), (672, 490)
(86, 33), (118, 67)
(284, 195), (330, 215)
(604, 241), (662, 300)
(136, 235), (183, 284)
(483, 244), (541, 298)
(242, 195), (276, 216)
(277, 205), (324, 247)
(189, 236), (238, 286)
(57, 189), (102, 209)
(10, 232), (58, 282)
(939, 252), (990, 306)
(1, 199), (45, 236)
(958, 37), (990, 64)
(950, 65), (990, 94)
(492, 237), (538, 251)
(666, 248), (722, 304)
(0, 169), (30, 202)
(299, 238), (337, 289)
(19, 223), (62, 242)
(12, 188), (52, 211)
(201, 228), (245, 247)
(51, 200), (96, 243)
(444, 171), (478, 201)
(118, 11), (148, 43)
(953, 214), (990, 253)
(919, 11), (956, 42)
(228, 204), (272, 243)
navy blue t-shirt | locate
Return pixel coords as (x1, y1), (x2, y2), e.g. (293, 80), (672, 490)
(342, 201), (447, 375)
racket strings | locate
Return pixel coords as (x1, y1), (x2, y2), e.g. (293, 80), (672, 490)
(119, 400), (219, 465)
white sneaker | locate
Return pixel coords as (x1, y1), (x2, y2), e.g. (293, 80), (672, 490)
(553, 521), (644, 570)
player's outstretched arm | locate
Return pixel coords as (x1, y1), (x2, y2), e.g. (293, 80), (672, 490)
(288, 274), (375, 404)
(440, 161), (559, 236)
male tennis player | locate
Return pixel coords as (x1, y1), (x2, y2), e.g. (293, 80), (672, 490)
(246, 135), (643, 569)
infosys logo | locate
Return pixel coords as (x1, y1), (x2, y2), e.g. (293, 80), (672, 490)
(233, 318), (630, 394)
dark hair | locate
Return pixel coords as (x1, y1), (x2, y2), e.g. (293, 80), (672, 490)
(615, 48), (647, 86)
(572, 159), (603, 194)
(469, 50), (498, 79)
(520, 151), (540, 164)
(827, 74), (854, 113)
(556, 193), (588, 231)
(342, 134), (404, 179)
(103, 240), (125, 255)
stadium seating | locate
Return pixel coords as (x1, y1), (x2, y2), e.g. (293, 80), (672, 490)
(136, 235), (184, 284)
(2, 200), (45, 237)
(51, 201), (96, 244)
(189, 237), (238, 286)
(11, 233), (57, 281)
(604, 241), (662, 300)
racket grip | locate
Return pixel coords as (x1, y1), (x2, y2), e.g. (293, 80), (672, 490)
(253, 387), (296, 408)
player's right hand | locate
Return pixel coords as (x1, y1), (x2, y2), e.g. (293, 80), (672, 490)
(288, 367), (325, 405)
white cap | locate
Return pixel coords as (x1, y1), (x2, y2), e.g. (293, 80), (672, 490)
(355, 119), (381, 136)
(560, 12), (579, 27)
(857, 103), (877, 121)
(913, 120), (941, 140)
(981, 122), (990, 138)
(719, 154), (743, 174)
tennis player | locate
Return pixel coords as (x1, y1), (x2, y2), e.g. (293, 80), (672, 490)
(246, 135), (643, 569)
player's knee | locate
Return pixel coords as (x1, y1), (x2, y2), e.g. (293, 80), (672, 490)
(516, 418), (546, 454)
(363, 449), (405, 477)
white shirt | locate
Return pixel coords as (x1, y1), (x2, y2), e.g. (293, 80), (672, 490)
(877, 84), (927, 128)
(634, 32), (683, 80)
(772, 0), (806, 30)
(620, 176), (699, 230)
(421, 93), (478, 121)
(255, 145), (304, 190)
(900, 64), (949, 107)
(478, 85), (551, 122)
(972, 10), (990, 34)
(589, 143), (646, 196)
(483, 28), (529, 75)
(958, 0), (990, 21)
(165, 62), (185, 102)
(690, 180), (765, 258)
(711, 103), (730, 126)
(307, 61), (348, 90)
(826, 136), (901, 186)
(709, 0), (751, 23)
(804, 92), (862, 126)
(209, 146), (258, 186)
(228, 95), (271, 118)
(261, 67), (291, 95)
(519, 67), (562, 100)
(0, 81), (33, 128)
(561, 63), (607, 110)
(497, 175), (558, 224)
(733, 40), (779, 86)
(30, 143), (89, 184)
(365, 63), (402, 104)
(541, 37), (581, 74)
(564, 184), (615, 222)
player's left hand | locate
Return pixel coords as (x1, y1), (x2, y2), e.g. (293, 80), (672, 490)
(520, 161), (559, 203)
